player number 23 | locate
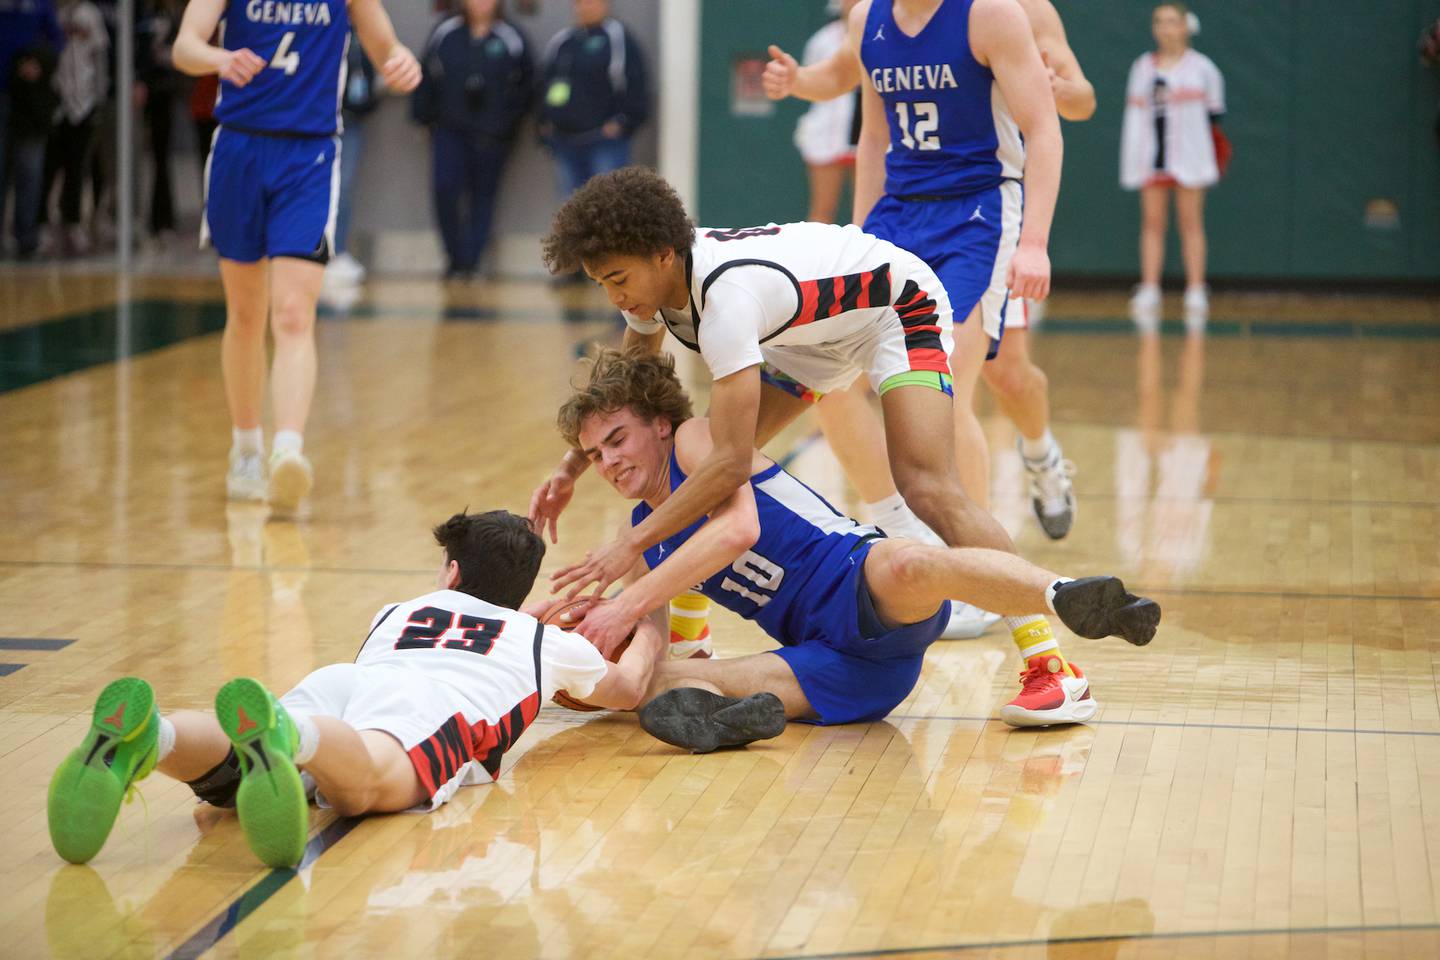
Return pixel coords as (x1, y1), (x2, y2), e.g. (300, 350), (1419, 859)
(720, 551), (785, 608)
(394, 606), (503, 655)
(895, 101), (941, 151)
(270, 31), (301, 76)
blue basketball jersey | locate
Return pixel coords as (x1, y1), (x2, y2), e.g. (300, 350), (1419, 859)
(634, 448), (884, 647)
(860, 0), (1023, 196)
(215, 0), (350, 136)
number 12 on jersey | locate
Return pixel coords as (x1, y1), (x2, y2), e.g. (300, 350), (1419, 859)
(895, 101), (940, 151)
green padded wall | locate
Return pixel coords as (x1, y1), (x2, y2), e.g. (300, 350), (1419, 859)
(697, 1), (1440, 281)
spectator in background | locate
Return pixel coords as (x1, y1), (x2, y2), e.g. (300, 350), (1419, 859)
(412, 0), (533, 281)
(41, 0), (108, 255)
(2, 0), (64, 259)
(1121, 2), (1227, 332)
(789, 0), (859, 223)
(136, 0), (179, 247)
(539, 0), (647, 198)
(190, 70), (218, 185)
(326, 35), (379, 285)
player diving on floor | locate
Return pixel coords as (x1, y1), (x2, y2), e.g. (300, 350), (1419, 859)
(538, 349), (1160, 752)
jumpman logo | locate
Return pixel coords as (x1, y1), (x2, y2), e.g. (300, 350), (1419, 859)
(235, 706), (257, 735)
(968, 205), (986, 223)
(657, 543), (666, 558)
(873, 23), (885, 41)
(102, 702), (127, 730)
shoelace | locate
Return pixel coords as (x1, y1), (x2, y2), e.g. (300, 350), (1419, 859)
(1025, 452), (1076, 505)
(1017, 660), (1061, 695)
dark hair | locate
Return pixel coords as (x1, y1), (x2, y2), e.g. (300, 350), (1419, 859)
(556, 348), (694, 448)
(432, 510), (545, 609)
(540, 166), (696, 274)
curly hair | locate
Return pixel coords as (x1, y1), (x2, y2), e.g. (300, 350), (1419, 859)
(556, 348), (694, 449)
(541, 167), (696, 274)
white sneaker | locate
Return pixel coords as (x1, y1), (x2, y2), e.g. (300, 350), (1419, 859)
(226, 449), (267, 502)
(940, 602), (1002, 640)
(1129, 283), (1161, 334)
(326, 252), (366, 284)
(1021, 441), (1077, 540)
(1183, 284), (1208, 333)
(267, 450), (313, 515)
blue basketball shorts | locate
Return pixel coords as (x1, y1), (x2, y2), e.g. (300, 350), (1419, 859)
(864, 179), (1024, 359)
(770, 542), (948, 725)
(202, 126), (339, 264)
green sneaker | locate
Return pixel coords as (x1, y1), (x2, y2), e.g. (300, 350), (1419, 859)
(215, 677), (309, 869)
(47, 677), (161, 864)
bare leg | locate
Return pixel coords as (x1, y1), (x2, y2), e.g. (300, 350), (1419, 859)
(1139, 185), (1170, 288)
(814, 377), (901, 503)
(805, 161), (848, 224)
(1174, 187), (1207, 289)
(878, 381), (1014, 552)
(267, 257), (324, 434)
(947, 301), (994, 508)
(219, 259), (270, 431)
(862, 538), (1055, 626)
(754, 379), (819, 447)
(301, 719), (426, 816)
(155, 709), (234, 782)
(646, 652), (815, 720)
(981, 326), (1050, 442)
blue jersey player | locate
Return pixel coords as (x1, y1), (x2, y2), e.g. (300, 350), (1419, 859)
(173, 0), (419, 514)
(554, 350), (1158, 748)
(763, 0), (1107, 725)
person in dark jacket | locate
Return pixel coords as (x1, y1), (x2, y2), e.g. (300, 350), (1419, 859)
(412, 0), (533, 279)
(538, 0), (648, 198)
(1, 0), (65, 258)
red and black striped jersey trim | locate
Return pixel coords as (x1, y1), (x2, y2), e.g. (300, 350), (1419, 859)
(893, 278), (949, 374)
(792, 263), (893, 331)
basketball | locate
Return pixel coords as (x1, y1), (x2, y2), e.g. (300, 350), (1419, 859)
(540, 597), (632, 712)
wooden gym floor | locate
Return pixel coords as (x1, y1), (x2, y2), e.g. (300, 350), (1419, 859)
(2, 272), (1439, 959)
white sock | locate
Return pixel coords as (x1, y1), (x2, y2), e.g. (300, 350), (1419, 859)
(1005, 614), (1048, 633)
(1021, 428), (1055, 462)
(291, 712), (320, 765)
(272, 430), (304, 458)
(1044, 577), (1073, 615)
(232, 427), (263, 455)
(867, 493), (943, 545)
(156, 716), (176, 763)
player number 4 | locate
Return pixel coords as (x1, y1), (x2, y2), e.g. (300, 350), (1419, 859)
(270, 31), (300, 76)
(895, 101), (941, 151)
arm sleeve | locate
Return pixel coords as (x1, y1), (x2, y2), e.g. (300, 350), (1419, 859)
(1204, 57), (1224, 115)
(616, 26), (649, 134)
(695, 268), (798, 380)
(539, 625), (610, 699)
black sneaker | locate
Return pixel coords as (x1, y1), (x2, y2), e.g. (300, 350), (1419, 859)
(638, 688), (787, 754)
(1052, 576), (1160, 646)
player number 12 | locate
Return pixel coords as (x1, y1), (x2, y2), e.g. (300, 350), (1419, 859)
(895, 101), (941, 151)
(270, 31), (301, 76)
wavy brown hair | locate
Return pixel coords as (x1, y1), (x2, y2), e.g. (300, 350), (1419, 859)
(541, 167), (696, 274)
(556, 348), (694, 449)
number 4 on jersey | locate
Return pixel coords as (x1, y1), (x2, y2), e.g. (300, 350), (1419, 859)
(270, 31), (300, 75)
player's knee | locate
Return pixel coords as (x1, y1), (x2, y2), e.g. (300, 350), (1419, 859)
(986, 356), (1044, 401)
(326, 785), (376, 818)
(882, 541), (934, 584)
(892, 470), (964, 522)
(270, 296), (316, 341)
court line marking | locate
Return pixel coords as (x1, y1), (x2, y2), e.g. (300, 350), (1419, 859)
(163, 814), (358, 960)
(0, 637), (74, 651)
(888, 714), (1440, 738)
(0, 664), (24, 676)
(761, 921), (1440, 959)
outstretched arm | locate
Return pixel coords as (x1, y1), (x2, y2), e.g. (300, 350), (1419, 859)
(579, 609), (667, 711)
(762, 1), (868, 102)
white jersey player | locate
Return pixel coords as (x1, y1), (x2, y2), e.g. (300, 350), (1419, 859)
(47, 510), (666, 869)
(529, 167), (1049, 661)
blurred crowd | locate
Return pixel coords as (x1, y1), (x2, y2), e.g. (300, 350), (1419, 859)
(0, 0), (648, 279)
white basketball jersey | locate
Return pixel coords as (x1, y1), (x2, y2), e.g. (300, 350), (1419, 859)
(356, 589), (609, 721)
(624, 223), (938, 380)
